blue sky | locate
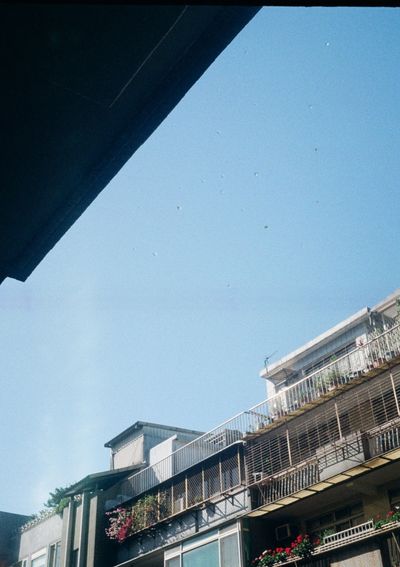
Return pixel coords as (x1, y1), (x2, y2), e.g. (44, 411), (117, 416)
(2, 7), (400, 514)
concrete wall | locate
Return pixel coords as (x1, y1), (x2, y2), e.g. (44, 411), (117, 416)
(275, 321), (371, 391)
(18, 513), (63, 560)
(330, 542), (383, 567)
(73, 502), (82, 550)
(112, 426), (201, 471)
(113, 435), (145, 469)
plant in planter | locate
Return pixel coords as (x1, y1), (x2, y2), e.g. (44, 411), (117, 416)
(106, 492), (166, 543)
(290, 534), (314, 559)
(320, 528), (335, 543)
(252, 534), (316, 566)
(274, 547), (289, 563)
(374, 509), (400, 529)
(251, 549), (276, 567)
(106, 507), (136, 542)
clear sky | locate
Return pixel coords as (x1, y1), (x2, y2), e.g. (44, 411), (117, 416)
(2, 7), (400, 515)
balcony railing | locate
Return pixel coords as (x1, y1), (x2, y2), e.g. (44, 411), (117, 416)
(104, 447), (245, 539)
(251, 322), (400, 430)
(250, 419), (400, 508)
(267, 520), (400, 566)
(320, 519), (374, 549)
(110, 324), (400, 505)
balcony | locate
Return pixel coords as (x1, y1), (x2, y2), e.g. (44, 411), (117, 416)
(107, 325), (400, 510)
(260, 519), (400, 566)
(247, 367), (400, 507)
(247, 322), (400, 438)
(104, 445), (245, 541)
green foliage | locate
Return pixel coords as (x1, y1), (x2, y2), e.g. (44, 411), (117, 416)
(374, 509), (400, 529)
(44, 485), (72, 514)
(106, 492), (167, 542)
(320, 528), (335, 543)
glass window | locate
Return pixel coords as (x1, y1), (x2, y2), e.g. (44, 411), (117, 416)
(306, 501), (364, 535)
(49, 542), (61, 567)
(220, 533), (240, 567)
(183, 541), (219, 567)
(31, 554), (46, 567)
(165, 524), (241, 567)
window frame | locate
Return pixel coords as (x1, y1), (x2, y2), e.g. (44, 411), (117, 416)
(164, 522), (242, 567)
(30, 548), (47, 567)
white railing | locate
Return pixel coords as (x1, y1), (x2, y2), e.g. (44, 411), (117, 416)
(252, 322), (400, 426)
(110, 324), (400, 505)
(266, 520), (400, 566)
(320, 520), (374, 548)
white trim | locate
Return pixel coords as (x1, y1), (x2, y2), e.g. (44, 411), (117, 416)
(260, 307), (369, 379)
(31, 548), (47, 561)
(182, 530), (219, 553)
(164, 547), (181, 560)
(164, 522), (241, 566)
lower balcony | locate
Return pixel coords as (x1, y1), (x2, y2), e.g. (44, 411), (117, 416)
(251, 518), (400, 566)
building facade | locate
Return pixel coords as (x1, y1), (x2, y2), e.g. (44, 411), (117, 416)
(9, 290), (400, 567)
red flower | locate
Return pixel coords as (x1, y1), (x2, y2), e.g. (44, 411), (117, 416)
(285, 547), (291, 555)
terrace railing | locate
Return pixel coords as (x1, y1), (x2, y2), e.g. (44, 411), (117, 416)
(320, 520), (375, 549)
(110, 323), (400, 505)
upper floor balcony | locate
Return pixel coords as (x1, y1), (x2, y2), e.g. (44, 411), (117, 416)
(104, 323), (400, 542)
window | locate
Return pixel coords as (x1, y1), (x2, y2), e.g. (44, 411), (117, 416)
(165, 524), (241, 567)
(49, 542), (61, 567)
(182, 540), (219, 567)
(30, 549), (47, 567)
(389, 486), (400, 510)
(220, 532), (240, 567)
(306, 502), (364, 535)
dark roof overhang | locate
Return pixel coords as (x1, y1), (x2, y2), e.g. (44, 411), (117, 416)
(64, 464), (142, 496)
(0, 4), (260, 284)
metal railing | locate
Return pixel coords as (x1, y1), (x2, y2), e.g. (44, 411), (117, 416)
(252, 322), (400, 426)
(111, 324), (400, 504)
(104, 447), (243, 535)
(252, 459), (319, 508)
(367, 419), (400, 456)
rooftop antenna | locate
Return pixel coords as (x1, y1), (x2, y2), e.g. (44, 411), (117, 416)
(263, 350), (278, 375)
(263, 350), (278, 399)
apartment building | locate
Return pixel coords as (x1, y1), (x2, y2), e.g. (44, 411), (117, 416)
(9, 290), (400, 567)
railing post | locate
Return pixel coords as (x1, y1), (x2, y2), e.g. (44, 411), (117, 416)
(185, 475), (188, 510)
(286, 427), (293, 466)
(335, 402), (343, 440)
(237, 446), (242, 485)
